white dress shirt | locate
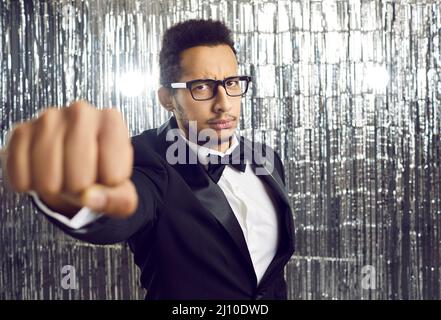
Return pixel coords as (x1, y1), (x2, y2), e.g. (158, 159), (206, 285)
(32, 133), (279, 284)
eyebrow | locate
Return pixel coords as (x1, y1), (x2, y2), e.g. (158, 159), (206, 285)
(186, 75), (240, 80)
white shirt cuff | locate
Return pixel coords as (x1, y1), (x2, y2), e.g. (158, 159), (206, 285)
(29, 191), (103, 230)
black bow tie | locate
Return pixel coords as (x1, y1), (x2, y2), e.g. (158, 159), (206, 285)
(206, 151), (246, 183)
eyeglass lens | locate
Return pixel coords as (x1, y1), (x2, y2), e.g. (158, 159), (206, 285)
(190, 77), (248, 100)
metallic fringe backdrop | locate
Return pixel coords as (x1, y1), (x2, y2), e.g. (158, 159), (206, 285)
(0, 0), (440, 300)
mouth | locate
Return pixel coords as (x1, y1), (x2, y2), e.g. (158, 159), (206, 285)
(207, 119), (235, 130)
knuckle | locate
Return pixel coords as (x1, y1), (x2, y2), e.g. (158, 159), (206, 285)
(66, 101), (92, 125)
(69, 100), (91, 111)
(102, 107), (121, 118)
(37, 108), (58, 127)
(100, 108), (123, 128)
(9, 123), (30, 142)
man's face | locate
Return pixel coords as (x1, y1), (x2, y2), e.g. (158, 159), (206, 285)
(169, 44), (241, 150)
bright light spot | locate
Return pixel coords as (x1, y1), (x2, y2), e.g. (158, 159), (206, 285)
(365, 65), (389, 92)
(117, 71), (148, 97)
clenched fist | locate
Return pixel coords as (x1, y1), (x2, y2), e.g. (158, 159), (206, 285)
(2, 101), (138, 218)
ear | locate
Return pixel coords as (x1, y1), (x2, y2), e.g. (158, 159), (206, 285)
(158, 87), (174, 112)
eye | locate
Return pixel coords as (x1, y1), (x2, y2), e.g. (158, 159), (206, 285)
(226, 79), (239, 87)
(192, 82), (211, 91)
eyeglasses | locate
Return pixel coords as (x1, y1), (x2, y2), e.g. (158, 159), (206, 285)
(166, 75), (252, 101)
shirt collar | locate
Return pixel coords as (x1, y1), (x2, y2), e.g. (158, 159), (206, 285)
(178, 131), (240, 166)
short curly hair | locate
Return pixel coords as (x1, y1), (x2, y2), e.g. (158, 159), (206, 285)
(159, 19), (237, 86)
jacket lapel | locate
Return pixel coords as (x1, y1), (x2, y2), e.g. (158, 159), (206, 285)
(252, 168), (295, 292)
(242, 138), (295, 291)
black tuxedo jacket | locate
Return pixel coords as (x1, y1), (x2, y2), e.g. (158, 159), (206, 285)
(39, 115), (295, 300)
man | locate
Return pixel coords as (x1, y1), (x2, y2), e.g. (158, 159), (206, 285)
(4, 19), (295, 299)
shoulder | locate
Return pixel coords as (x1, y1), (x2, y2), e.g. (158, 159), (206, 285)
(131, 127), (159, 146)
(130, 128), (166, 168)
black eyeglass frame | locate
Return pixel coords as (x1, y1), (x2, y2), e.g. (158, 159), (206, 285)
(166, 75), (252, 101)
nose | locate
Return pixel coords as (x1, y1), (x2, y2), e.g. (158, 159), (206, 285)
(212, 85), (232, 114)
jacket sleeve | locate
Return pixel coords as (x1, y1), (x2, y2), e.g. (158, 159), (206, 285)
(30, 191), (104, 230)
(31, 160), (168, 245)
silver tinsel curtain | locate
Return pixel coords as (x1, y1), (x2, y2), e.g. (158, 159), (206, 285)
(0, 0), (440, 300)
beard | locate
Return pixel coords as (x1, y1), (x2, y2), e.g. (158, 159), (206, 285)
(173, 102), (234, 148)
(198, 132), (232, 148)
